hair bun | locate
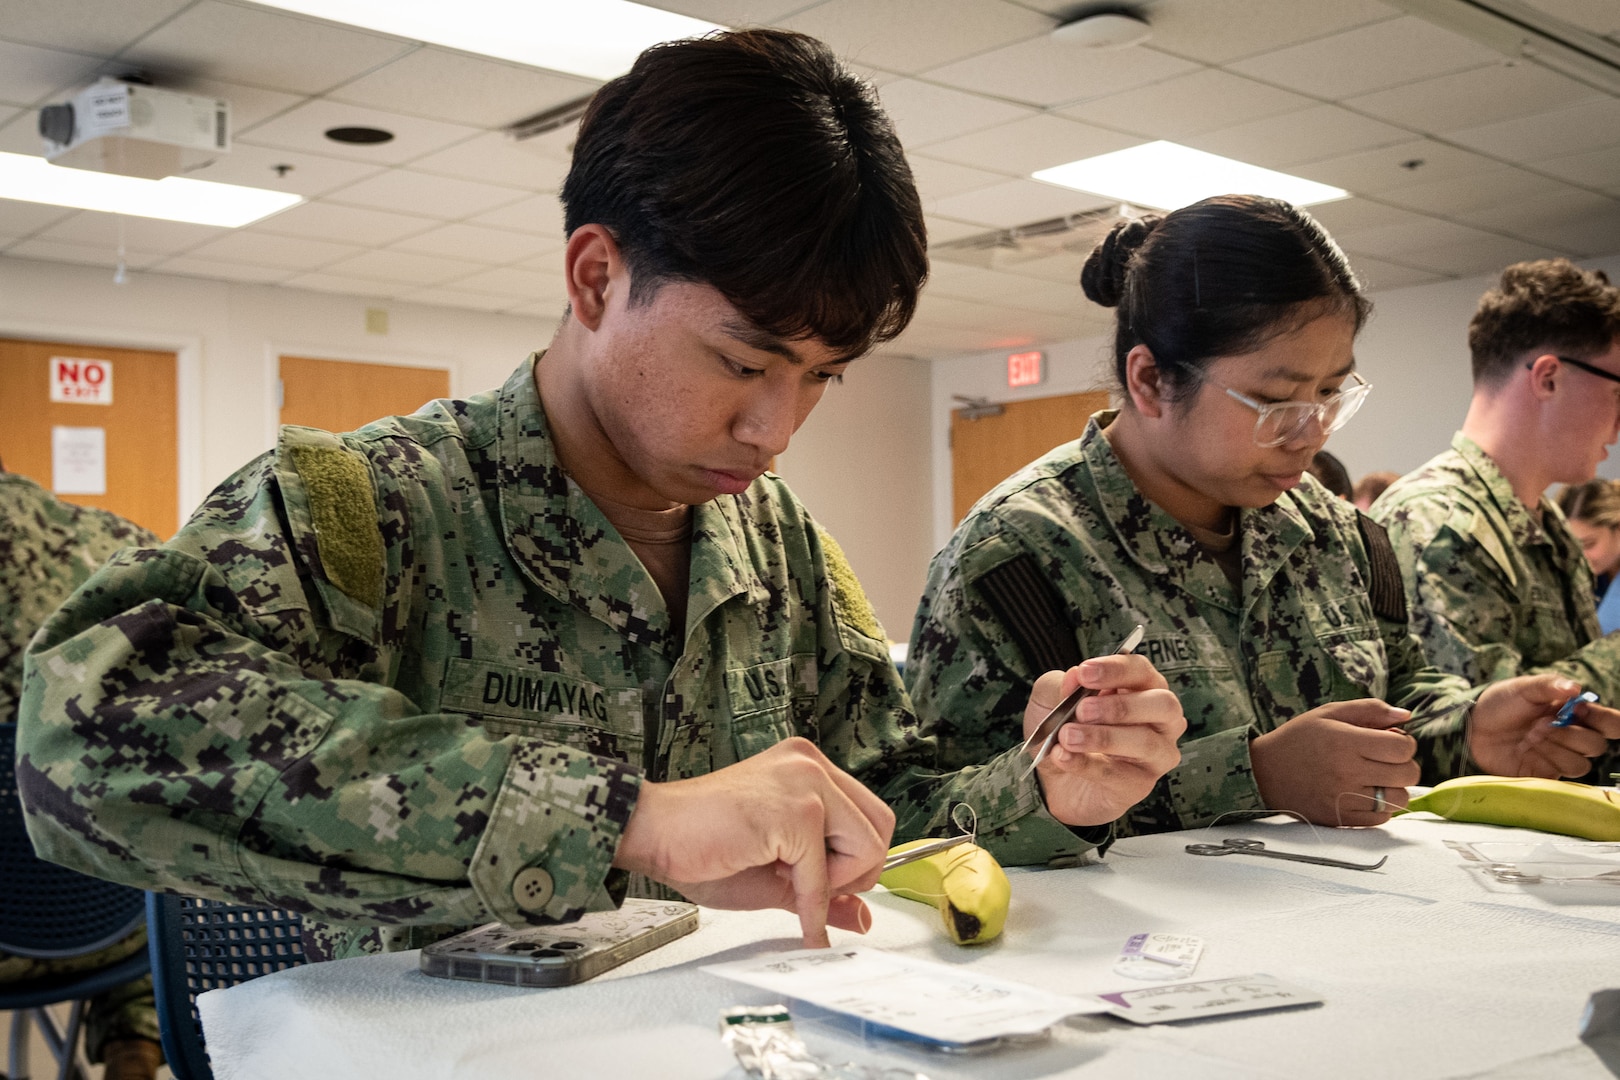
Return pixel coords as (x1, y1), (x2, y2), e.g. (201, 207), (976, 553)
(1081, 215), (1160, 308)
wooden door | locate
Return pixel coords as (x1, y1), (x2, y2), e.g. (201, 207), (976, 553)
(280, 355), (450, 433)
(951, 391), (1110, 523)
(0, 337), (179, 537)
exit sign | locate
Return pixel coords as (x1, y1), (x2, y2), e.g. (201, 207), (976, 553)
(1007, 350), (1043, 388)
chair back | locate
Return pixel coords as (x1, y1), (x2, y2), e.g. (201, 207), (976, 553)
(0, 722), (147, 957)
(146, 893), (307, 1080)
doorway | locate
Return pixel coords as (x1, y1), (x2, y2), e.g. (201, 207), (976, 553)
(950, 391), (1109, 524)
(279, 355), (451, 433)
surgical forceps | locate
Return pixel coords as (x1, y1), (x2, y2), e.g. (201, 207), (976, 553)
(1184, 838), (1387, 871)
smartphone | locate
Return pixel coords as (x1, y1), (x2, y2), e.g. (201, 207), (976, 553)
(419, 899), (699, 988)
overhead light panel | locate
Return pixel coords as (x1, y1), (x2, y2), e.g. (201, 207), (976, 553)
(0, 151), (302, 227)
(247, 0), (725, 81)
(1033, 141), (1349, 212)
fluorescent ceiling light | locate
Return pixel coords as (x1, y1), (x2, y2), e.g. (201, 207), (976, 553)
(1033, 141), (1349, 212)
(0, 152), (303, 227)
(248, 0), (725, 81)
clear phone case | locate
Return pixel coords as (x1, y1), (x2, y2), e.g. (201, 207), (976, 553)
(419, 899), (699, 987)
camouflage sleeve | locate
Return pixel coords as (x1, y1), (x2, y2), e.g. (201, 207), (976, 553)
(16, 452), (639, 931)
(811, 528), (1095, 867)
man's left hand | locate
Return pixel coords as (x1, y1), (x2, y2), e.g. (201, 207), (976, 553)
(1470, 674), (1620, 777)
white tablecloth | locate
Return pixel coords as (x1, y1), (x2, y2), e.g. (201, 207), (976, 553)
(197, 814), (1620, 1079)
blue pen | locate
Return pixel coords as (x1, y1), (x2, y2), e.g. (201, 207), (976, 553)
(1553, 690), (1599, 727)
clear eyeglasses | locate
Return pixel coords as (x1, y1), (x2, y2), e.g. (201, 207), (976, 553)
(1200, 370), (1372, 448)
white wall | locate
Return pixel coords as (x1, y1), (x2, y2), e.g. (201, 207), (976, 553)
(775, 351), (933, 640)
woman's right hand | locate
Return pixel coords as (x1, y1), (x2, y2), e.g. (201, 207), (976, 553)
(1249, 699), (1420, 826)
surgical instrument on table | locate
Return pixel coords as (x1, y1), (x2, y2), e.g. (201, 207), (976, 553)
(1184, 838), (1387, 871)
(881, 835), (975, 872)
(1019, 623), (1145, 779)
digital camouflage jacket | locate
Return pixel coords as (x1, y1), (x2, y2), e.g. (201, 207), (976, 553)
(1373, 432), (1620, 778)
(17, 357), (1088, 959)
(906, 413), (1477, 836)
(1, 473), (157, 726)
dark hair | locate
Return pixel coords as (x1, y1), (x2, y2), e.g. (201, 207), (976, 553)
(561, 29), (927, 358)
(1468, 259), (1620, 385)
(1308, 450), (1353, 499)
(1080, 195), (1371, 400)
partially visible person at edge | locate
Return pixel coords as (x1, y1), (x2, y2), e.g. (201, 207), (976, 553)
(1556, 478), (1620, 620)
(1308, 449), (1353, 500)
(14, 30), (1184, 962)
(1374, 260), (1620, 783)
(0, 464), (164, 1080)
(907, 196), (1620, 834)
(1354, 470), (1399, 511)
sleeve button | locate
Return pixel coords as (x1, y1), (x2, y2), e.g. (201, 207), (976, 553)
(512, 867), (555, 912)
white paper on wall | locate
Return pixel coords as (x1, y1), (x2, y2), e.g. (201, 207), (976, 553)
(52, 425), (106, 495)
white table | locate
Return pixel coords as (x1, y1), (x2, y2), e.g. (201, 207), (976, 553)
(197, 814), (1620, 1079)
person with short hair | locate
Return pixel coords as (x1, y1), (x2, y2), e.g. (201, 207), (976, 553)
(907, 198), (1619, 834)
(1373, 260), (1620, 782)
(16, 30), (1184, 959)
(1, 465), (164, 1080)
(1353, 471), (1399, 511)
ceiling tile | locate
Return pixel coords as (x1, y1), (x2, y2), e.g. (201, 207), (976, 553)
(0, 0), (192, 55)
(1060, 69), (1314, 141)
(0, 198), (76, 237)
(239, 100), (480, 167)
(391, 223), (561, 264)
(925, 215), (992, 246)
(450, 265), (567, 300)
(1291, 139), (1504, 196)
(280, 272), (404, 299)
(995, 249), (1088, 284)
(149, 254), (297, 284)
(0, 113), (41, 155)
(1344, 254), (1447, 291)
(35, 211), (226, 253)
(504, 299), (567, 319)
(926, 261), (1083, 315)
(1380, 168), (1584, 216)
(1447, 97), (1620, 164)
(330, 47), (601, 129)
(1186, 105), (1413, 169)
(184, 230), (364, 271)
(319, 249), (484, 286)
(877, 80), (1033, 149)
(0, 38), (101, 108)
(932, 178), (1114, 229)
(1344, 60), (1601, 134)
(1337, 216), (1563, 274)
(646, 0), (810, 21)
(183, 143), (384, 199)
(1228, 16), (1499, 100)
(908, 155), (1011, 203)
(1333, 214), (1501, 259)
(1403, 233), (1567, 276)
(1540, 145), (1620, 198)
(253, 200), (438, 246)
(121, 1), (416, 96)
(885, 321), (1002, 356)
(780, 0), (1052, 76)
(925, 40), (1198, 109)
(467, 194), (565, 237)
(1517, 0), (1620, 37)
(4, 237), (164, 270)
(922, 114), (1138, 177)
(1452, 191), (1620, 256)
(1308, 198), (1435, 239)
(397, 286), (522, 313)
(1132, 0), (1400, 65)
(407, 131), (572, 192)
(323, 169), (529, 220)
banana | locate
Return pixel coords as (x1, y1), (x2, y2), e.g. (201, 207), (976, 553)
(1404, 775), (1620, 841)
(878, 839), (1010, 945)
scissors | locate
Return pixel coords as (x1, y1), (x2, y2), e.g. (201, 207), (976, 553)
(1019, 624), (1145, 779)
(1184, 838), (1387, 871)
(881, 835), (974, 872)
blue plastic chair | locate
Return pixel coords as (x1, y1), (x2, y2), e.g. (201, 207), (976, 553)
(0, 723), (151, 1080)
(145, 894), (306, 1080)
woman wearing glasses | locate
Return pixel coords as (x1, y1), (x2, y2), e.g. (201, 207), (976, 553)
(906, 195), (1618, 833)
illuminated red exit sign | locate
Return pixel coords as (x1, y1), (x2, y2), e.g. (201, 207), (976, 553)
(1007, 350), (1044, 388)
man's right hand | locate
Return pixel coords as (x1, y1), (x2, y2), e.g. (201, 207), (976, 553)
(611, 737), (894, 949)
(1250, 699), (1421, 826)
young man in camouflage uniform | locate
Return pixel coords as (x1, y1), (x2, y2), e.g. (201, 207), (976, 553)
(1373, 259), (1620, 781)
(1, 467), (163, 1080)
(16, 30), (1183, 960)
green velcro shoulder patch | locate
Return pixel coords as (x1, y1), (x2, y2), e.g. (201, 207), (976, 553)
(289, 444), (384, 608)
(816, 526), (885, 641)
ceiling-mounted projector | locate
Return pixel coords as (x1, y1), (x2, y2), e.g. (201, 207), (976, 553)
(38, 79), (231, 180)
